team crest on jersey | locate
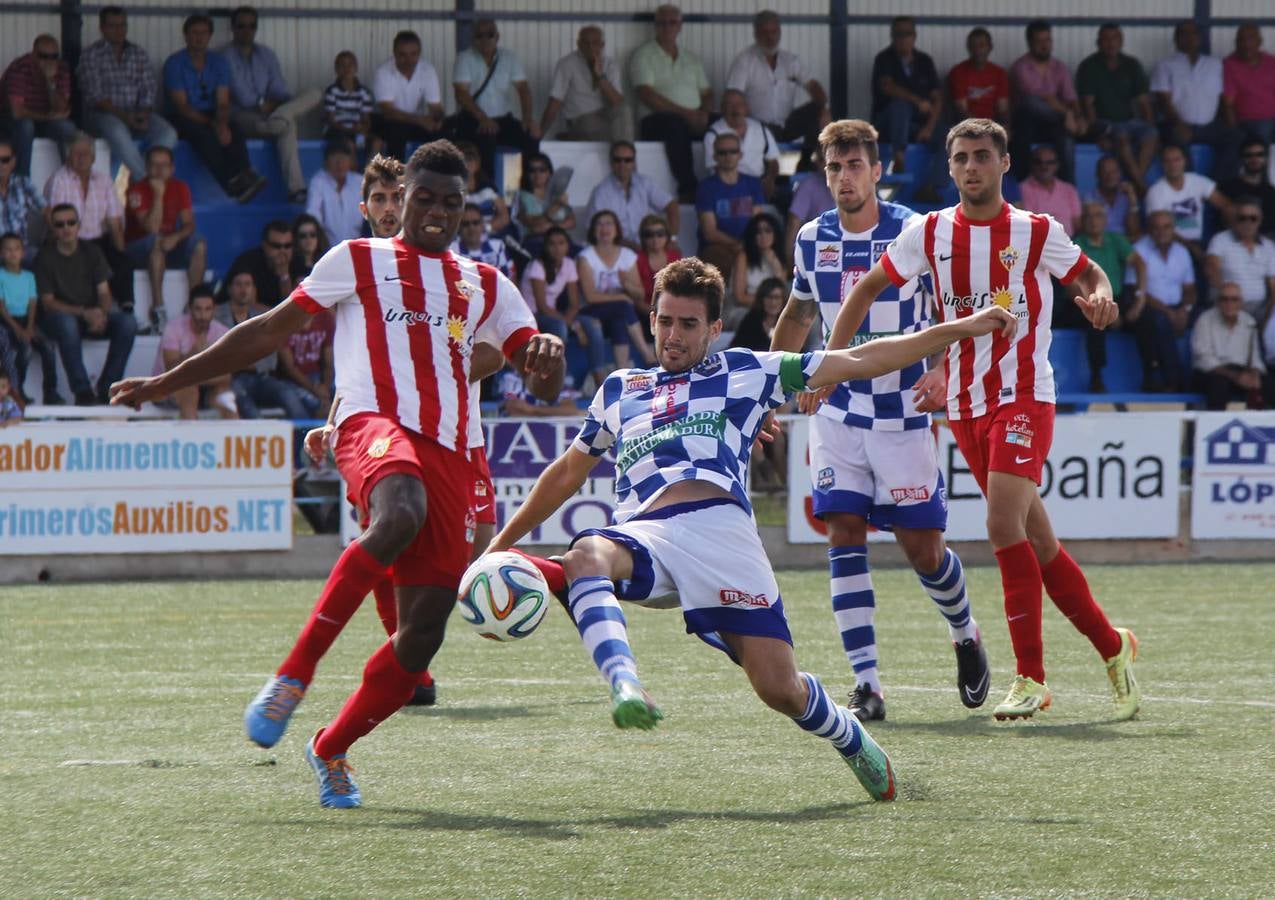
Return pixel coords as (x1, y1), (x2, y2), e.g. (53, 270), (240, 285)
(624, 372), (655, 393)
(871, 240), (891, 263)
(693, 355), (722, 376)
(816, 243), (841, 270)
(368, 436), (392, 458)
(455, 279), (477, 300)
(816, 466), (835, 490)
(999, 246), (1020, 272)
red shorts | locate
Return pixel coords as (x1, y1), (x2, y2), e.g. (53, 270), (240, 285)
(334, 412), (473, 588)
(948, 399), (1055, 495)
(470, 445), (496, 526)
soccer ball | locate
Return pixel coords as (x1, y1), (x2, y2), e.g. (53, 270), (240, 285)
(455, 551), (550, 642)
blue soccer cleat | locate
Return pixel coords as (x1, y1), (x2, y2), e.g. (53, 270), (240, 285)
(244, 675), (306, 748)
(305, 735), (361, 809)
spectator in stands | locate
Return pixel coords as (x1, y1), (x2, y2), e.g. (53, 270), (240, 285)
(577, 209), (656, 370)
(154, 284), (236, 419)
(1205, 197), (1275, 317)
(1151, 21), (1231, 177)
(1192, 282), (1272, 409)
(1073, 200), (1148, 392)
(213, 269), (305, 418)
(306, 138), (363, 245)
(372, 31), (444, 161)
(731, 275), (786, 352)
(725, 10), (829, 162)
(870, 16), (943, 180)
(457, 140), (510, 235)
(223, 5), (321, 205)
(45, 132), (133, 312)
(1132, 210), (1195, 391)
(450, 18), (539, 178)
(515, 152), (574, 254)
(1076, 23), (1158, 191)
(630, 4), (712, 202)
(695, 132), (765, 275)
(290, 213), (329, 280)
(497, 362), (580, 417)
(1085, 155), (1142, 239)
(0, 35), (75, 178)
(1010, 20), (1086, 182)
(453, 202), (511, 277)
(79, 7), (177, 181)
(164, 14), (266, 203)
(0, 372), (21, 424)
(729, 211), (786, 330)
(124, 145), (206, 327)
(540, 26), (628, 143)
(634, 212), (681, 330)
(519, 225), (608, 386)
(278, 308), (334, 418)
(948, 27), (1011, 126)
(1146, 142), (1232, 263)
(0, 231), (55, 404)
(222, 220), (296, 308)
(586, 140), (679, 249)
(1020, 144), (1082, 235)
(359, 153), (403, 239)
(703, 90), (779, 201)
(784, 146), (834, 254)
(1219, 139), (1275, 238)
(323, 51), (379, 158)
(34, 202), (137, 405)
(1222, 23), (1275, 148)
(0, 137), (44, 259)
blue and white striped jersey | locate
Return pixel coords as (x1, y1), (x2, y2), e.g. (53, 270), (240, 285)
(573, 348), (826, 523)
(791, 200), (931, 431)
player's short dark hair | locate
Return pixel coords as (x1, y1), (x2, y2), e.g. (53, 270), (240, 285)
(405, 140), (468, 181)
(324, 137), (355, 160)
(945, 118), (1008, 156)
(753, 10), (778, 28)
(261, 219), (292, 241)
(50, 202), (78, 220)
(818, 119), (879, 166)
(1025, 20), (1050, 42)
(99, 6), (124, 24)
(188, 283), (216, 306)
(393, 30), (420, 49)
(231, 5), (257, 25)
(183, 13), (213, 34)
(362, 153), (403, 202)
(967, 27), (992, 46)
(653, 257), (724, 324)
(1098, 22), (1121, 36)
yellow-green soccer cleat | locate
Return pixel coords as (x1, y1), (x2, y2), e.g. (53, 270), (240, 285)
(845, 724), (896, 802)
(610, 680), (663, 730)
(992, 674), (1053, 720)
(1105, 627), (1141, 721)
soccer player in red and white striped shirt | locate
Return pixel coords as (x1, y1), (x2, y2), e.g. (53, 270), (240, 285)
(829, 119), (1141, 722)
(111, 141), (566, 806)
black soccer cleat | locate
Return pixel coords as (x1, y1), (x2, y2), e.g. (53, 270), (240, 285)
(407, 681), (437, 707)
(848, 683), (886, 722)
(954, 633), (991, 708)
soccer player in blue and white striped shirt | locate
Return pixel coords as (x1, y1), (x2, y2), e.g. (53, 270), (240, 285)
(489, 256), (1016, 802)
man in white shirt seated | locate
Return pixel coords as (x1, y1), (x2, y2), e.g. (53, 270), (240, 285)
(1191, 282), (1272, 408)
(1150, 20), (1233, 177)
(371, 30), (444, 161)
(703, 90), (779, 201)
(1205, 197), (1275, 318)
(306, 138), (364, 245)
(449, 18), (539, 178)
(1132, 210), (1197, 391)
(539, 26), (628, 143)
(585, 140), (680, 250)
(1145, 142), (1232, 263)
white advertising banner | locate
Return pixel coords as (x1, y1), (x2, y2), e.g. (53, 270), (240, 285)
(0, 421), (293, 554)
(1191, 412), (1275, 539)
(787, 413), (1181, 543)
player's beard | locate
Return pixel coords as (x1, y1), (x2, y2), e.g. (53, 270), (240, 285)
(658, 334), (710, 373)
(960, 181), (999, 207)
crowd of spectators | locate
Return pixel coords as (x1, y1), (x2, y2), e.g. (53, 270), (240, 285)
(2, 5), (1275, 416)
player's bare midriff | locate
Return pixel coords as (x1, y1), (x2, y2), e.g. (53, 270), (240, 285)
(647, 479), (735, 512)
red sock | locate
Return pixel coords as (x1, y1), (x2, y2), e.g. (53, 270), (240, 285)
(1040, 545), (1121, 659)
(278, 540), (388, 685)
(995, 540), (1046, 683)
(507, 549), (565, 595)
(314, 640), (418, 757)
(372, 577), (397, 636)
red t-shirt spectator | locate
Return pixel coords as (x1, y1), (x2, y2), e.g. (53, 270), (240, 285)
(285, 311), (335, 379)
(636, 244), (683, 307)
(948, 60), (1010, 120)
(125, 178), (193, 243)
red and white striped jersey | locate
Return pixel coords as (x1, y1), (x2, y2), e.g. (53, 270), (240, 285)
(881, 202), (1088, 420)
(292, 237), (537, 451)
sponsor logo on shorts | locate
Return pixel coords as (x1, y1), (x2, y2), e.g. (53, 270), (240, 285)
(1001, 387), (1014, 398)
(816, 243), (841, 270)
(720, 588), (770, 608)
(1006, 431), (1032, 448)
(624, 373), (655, 393)
(1006, 414), (1034, 448)
(368, 436), (392, 458)
(816, 466), (835, 490)
(890, 486), (931, 502)
(474, 479), (488, 497)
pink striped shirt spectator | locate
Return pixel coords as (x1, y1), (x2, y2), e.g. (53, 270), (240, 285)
(1009, 54), (1077, 104)
(44, 165), (122, 241)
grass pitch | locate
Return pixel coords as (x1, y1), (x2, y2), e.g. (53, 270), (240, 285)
(3, 562), (1273, 898)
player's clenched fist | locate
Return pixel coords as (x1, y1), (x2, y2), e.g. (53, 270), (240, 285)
(962, 306), (1017, 339)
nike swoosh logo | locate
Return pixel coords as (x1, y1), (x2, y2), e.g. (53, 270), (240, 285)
(938, 253), (952, 261)
(316, 613), (340, 624)
(475, 503), (491, 512)
(1008, 613), (1027, 621)
(963, 669), (989, 703)
(383, 274), (401, 282)
(1014, 455), (1033, 465)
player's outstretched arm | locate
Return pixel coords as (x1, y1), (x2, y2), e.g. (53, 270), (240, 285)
(510, 333), (566, 403)
(808, 306), (1017, 388)
(826, 263), (892, 351)
(1069, 258), (1120, 330)
(487, 446), (598, 552)
(111, 300), (312, 408)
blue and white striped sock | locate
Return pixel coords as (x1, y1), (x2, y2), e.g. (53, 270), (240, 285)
(568, 576), (640, 690)
(918, 548), (978, 643)
(792, 672), (863, 758)
(829, 545), (880, 693)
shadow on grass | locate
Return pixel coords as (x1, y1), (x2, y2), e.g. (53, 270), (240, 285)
(398, 698), (597, 722)
(880, 717), (1196, 742)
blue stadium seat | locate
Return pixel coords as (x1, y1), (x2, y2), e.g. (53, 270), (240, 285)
(1073, 143), (1215, 197)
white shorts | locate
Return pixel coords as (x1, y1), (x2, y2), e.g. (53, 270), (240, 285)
(808, 414), (948, 531)
(570, 497), (791, 657)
